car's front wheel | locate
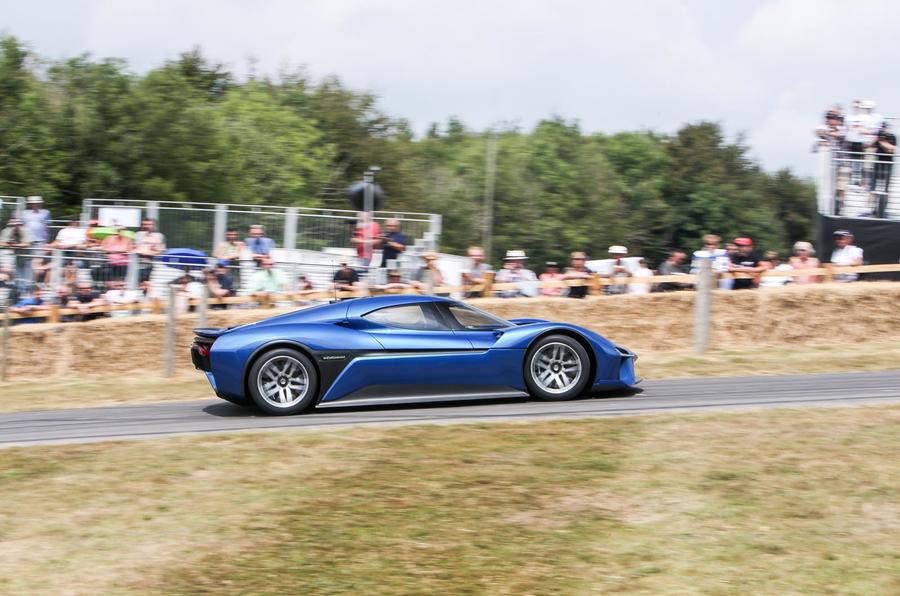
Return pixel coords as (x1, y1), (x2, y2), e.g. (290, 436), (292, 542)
(247, 348), (318, 415)
(524, 335), (590, 401)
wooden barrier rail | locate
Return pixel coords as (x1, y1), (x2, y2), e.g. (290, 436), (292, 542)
(4, 263), (900, 321)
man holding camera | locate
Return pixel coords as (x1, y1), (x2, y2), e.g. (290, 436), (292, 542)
(871, 123), (896, 218)
(376, 218), (408, 268)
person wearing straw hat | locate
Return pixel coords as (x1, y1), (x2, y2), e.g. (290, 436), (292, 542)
(495, 249), (537, 297)
(412, 251), (446, 295)
(21, 196), (50, 244)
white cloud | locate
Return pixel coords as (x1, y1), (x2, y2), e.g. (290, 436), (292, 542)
(2, 0), (898, 176)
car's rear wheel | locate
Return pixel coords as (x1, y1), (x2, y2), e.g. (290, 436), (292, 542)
(524, 335), (590, 401)
(247, 348), (318, 415)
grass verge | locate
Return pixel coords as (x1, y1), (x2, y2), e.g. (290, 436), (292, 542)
(1, 406), (898, 594)
(2, 339), (899, 413)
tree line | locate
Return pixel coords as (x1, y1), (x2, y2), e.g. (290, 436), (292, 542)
(0, 36), (815, 265)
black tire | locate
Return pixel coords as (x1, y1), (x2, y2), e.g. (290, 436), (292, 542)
(524, 334), (591, 401)
(247, 348), (319, 415)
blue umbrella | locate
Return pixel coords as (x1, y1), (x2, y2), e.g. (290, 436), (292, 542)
(159, 248), (208, 267)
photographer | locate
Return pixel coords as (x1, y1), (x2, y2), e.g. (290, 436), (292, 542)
(376, 218), (408, 268)
(871, 123), (896, 218)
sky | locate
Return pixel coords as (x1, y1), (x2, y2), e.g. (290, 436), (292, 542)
(3, 0), (899, 176)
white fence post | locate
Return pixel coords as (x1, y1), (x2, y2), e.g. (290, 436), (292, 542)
(0, 293), (9, 382)
(164, 284), (176, 378)
(694, 258), (712, 353)
(213, 204), (228, 254)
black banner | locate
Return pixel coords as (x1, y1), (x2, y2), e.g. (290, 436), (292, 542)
(816, 214), (900, 280)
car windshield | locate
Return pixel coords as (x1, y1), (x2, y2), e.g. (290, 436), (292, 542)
(447, 304), (512, 330)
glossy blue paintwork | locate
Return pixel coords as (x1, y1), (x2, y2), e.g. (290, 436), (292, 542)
(200, 295), (637, 405)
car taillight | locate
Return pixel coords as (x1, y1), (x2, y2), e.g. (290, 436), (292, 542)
(197, 345), (210, 357)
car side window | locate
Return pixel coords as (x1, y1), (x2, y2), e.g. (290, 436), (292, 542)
(363, 304), (446, 331)
(446, 304), (510, 330)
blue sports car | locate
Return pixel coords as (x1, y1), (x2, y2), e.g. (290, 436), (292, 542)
(191, 295), (638, 415)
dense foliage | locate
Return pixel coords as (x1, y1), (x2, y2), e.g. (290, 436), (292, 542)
(0, 37), (815, 264)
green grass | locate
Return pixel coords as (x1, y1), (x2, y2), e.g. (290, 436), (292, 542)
(2, 406), (898, 594)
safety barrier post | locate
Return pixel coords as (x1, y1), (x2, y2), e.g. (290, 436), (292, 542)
(197, 285), (208, 329)
(0, 294), (9, 381)
(213, 204), (228, 254)
(481, 271), (495, 297)
(694, 258), (712, 353)
(590, 272), (602, 296)
(164, 285), (176, 378)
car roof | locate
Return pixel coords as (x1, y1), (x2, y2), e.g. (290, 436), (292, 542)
(345, 294), (456, 317)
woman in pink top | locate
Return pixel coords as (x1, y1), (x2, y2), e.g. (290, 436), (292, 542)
(788, 241), (821, 284)
(102, 228), (134, 281)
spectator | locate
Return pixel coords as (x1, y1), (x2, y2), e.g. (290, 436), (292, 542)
(249, 257), (285, 300)
(50, 220), (88, 250)
(21, 196), (50, 244)
(461, 246), (493, 298)
(721, 243), (739, 290)
(103, 279), (143, 317)
(214, 229), (246, 264)
(10, 287), (44, 324)
(61, 260), (80, 286)
(332, 260), (361, 293)
(539, 261), (565, 297)
(84, 219), (102, 248)
(67, 281), (106, 322)
(728, 237), (765, 290)
(656, 251), (689, 292)
(379, 269), (412, 292)
(564, 251), (594, 298)
(0, 266), (18, 305)
(294, 274), (318, 302)
(494, 250), (538, 297)
(871, 123), (895, 218)
(691, 234), (731, 289)
(815, 107), (845, 151)
(100, 227), (133, 281)
(0, 218), (32, 248)
(604, 246), (629, 295)
(376, 219), (408, 267)
(30, 248), (53, 286)
(134, 218), (166, 283)
(830, 229), (863, 282)
(789, 241), (821, 284)
(844, 100), (866, 185)
(53, 284), (72, 320)
(759, 251), (793, 288)
(629, 258), (655, 294)
(412, 252), (445, 295)
(0, 218), (34, 283)
(203, 266), (234, 309)
(245, 225), (274, 265)
(350, 214), (381, 267)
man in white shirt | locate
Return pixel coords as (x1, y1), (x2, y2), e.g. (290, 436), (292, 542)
(51, 220), (88, 250)
(21, 196), (50, 244)
(691, 234), (731, 289)
(830, 230), (863, 282)
(494, 250), (538, 297)
(628, 258), (654, 294)
(844, 101), (866, 185)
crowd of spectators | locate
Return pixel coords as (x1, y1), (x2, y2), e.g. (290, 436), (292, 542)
(0, 195), (876, 324)
(816, 100), (896, 218)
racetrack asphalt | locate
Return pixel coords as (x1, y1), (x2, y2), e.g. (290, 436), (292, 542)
(2, 371), (899, 447)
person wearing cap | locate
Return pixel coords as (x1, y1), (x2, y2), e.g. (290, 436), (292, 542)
(563, 251), (593, 298)
(494, 250), (537, 297)
(412, 252), (446, 296)
(461, 246), (493, 298)
(21, 196), (50, 244)
(728, 237), (765, 290)
(539, 261), (565, 297)
(789, 241), (820, 284)
(604, 245), (630, 295)
(830, 230), (863, 282)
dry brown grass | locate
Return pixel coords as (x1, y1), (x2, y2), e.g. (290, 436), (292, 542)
(5, 282), (900, 381)
(1, 406), (898, 594)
